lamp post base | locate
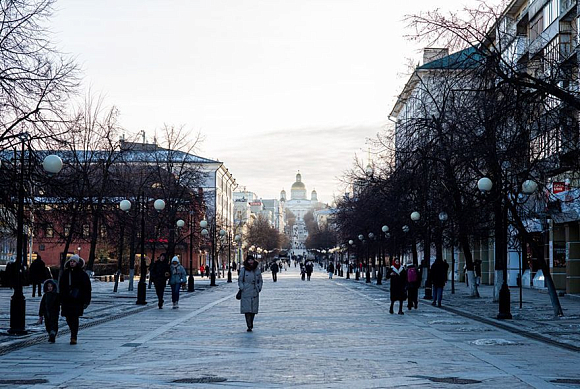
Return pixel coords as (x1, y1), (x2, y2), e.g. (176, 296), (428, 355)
(227, 269), (232, 283)
(136, 281), (147, 305)
(355, 271), (360, 280)
(8, 294), (27, 335)
(346, 270), (350, 279)
(365, 271), (371, 283)
(210, 272), (217, 286)
(376, 270), (382, 285)
(497, 282), (512, 319)
(188, 275), (195, 292)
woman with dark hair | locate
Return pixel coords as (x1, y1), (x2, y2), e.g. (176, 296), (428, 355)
(238, 254), (263, 332)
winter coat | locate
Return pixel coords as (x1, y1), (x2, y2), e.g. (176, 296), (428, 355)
(431, 259), (449, 288)
(59, 258), (91, 317)
(386, 266), (407, 302)
(405, 265), (421, 289)
(327, 263), (335, 273)
(150, 260), (170, 285)
(270, 262), (279, 273)
(305, 262), (313, 275)
(169, 264), (187, 285)
(39, 280), (60, 320)
(29, 258), (48, 283)
(238, 260), (263, 314)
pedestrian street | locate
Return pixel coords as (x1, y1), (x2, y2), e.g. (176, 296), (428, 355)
(1, 267), (579, 388)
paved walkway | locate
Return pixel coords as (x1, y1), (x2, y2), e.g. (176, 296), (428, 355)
(0, 267), (579, 388)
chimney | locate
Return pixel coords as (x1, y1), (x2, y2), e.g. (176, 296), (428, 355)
(423, 48), (449, 65)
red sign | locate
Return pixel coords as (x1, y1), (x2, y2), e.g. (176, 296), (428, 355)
(553, 182), (566, 194)
(249, 202), (262, 206)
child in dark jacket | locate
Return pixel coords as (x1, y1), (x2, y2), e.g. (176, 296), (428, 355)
(38, 279), (60, 343)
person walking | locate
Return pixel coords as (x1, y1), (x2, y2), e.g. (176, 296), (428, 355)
(385, 258), (407, 315)
(37, 279), (60, 343)
(327, 262), (334, 279)
(168, 256), (187, 309)
(238, 254), (263, 332)
(150, 253), (170, 309)
(431, 257), (450, 307)
(305, 260), (313, 281)
(270, 261), (279, 282)
(405, 263), (421, 310)
(59, 254), (91, 345)
(29, 253), (48, 297)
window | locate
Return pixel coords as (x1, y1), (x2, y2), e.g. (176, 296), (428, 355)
(100, 226), (107, 238)
(45, 225), (54, 238)
(530, 15), (543, 40)
(543, 0), (561, 30)
(64, 224), (70, 236)
(83, 224), (90, 238)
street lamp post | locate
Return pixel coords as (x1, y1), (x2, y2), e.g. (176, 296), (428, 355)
(357, 235), (364, 280)
(347, 240), (353, 279)
(114, 199), (132, 293)
(366, 232), (374, 283)
(200, 219), (216, 286)
(186, 213), (195, 292)
(439, 211), (454, 294)
(136, 198), (165, 305)
(478, 176), (512, 319)
(9, 143), (63, 335)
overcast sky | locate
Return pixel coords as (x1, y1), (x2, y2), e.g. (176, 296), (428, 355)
(50, 0), (475, 204)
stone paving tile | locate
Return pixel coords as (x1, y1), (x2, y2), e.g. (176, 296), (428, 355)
(0, 268), (579, 388)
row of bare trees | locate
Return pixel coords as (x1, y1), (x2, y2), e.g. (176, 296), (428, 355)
(0, 1), (209, 287)
(335, 1), (580, 317)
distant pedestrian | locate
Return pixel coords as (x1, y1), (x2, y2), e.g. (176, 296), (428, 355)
(305, 261), (313, 281)
(169, 256), (187, 309)
(405, 263), (421, 310)
(270, 261), (279, 282)
(474, 259), (482, 286)
(327, 262), (334, 279)
(239, 254), (263, 332)
(385, 258), (407, 315)
(205, 264), (210, 278)
(29, 253), (48, 297)
(150, 253), (170, 309)
(431, 257), (450, 307)
(37, 279), (60, 343)
(59, 254), (91, 345)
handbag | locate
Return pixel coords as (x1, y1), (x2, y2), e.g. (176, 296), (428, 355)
(236, 289), (242, 300)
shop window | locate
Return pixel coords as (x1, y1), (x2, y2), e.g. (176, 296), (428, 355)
(553, 241), (567, 267)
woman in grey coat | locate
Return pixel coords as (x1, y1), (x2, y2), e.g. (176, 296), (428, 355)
(238, 254), (263, 332)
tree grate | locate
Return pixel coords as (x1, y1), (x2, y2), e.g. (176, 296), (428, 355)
(173, 377), (227, 383)
(0, 379), (48, 384)
(411, 375), (482, 385)
(551, 379), (580, 385)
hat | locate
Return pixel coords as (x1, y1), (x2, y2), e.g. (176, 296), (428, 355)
(70, 254), (80, 262)
(171, 256), (180, 264)
(246, 254), (255, 260)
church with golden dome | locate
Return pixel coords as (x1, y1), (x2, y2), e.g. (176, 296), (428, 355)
(280, 171), (321, 255)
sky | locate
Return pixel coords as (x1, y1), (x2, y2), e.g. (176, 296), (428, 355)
(49, 0), (474, 204)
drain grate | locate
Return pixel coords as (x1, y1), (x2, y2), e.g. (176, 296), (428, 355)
(551, 379), (580, 385)
(173, 377), (227, 384)
(412, 375), (481, 385)
(0, 379), (48, 384)
(121, 343), (142, 347)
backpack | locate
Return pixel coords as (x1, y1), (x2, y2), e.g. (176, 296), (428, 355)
(407, 266), (418, 283)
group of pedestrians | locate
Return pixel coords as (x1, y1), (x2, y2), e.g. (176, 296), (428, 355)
(300, 261), (314, 281)
(384, 257), (450, 314)
(149, 253), (187, 309)
(37, 254), (91, 345)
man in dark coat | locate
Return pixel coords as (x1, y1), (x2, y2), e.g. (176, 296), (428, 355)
(431, 257), (450, 307)
(149, 253), (170, 309)
(29, 254), (48, 297)
(59, 254), (91, 345)
(305, 261), (313, 281)
(270, 261), (279, 282)
(385, 258), (407, 315)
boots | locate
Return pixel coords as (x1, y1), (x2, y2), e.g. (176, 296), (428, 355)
(173, 301), (178, 309)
